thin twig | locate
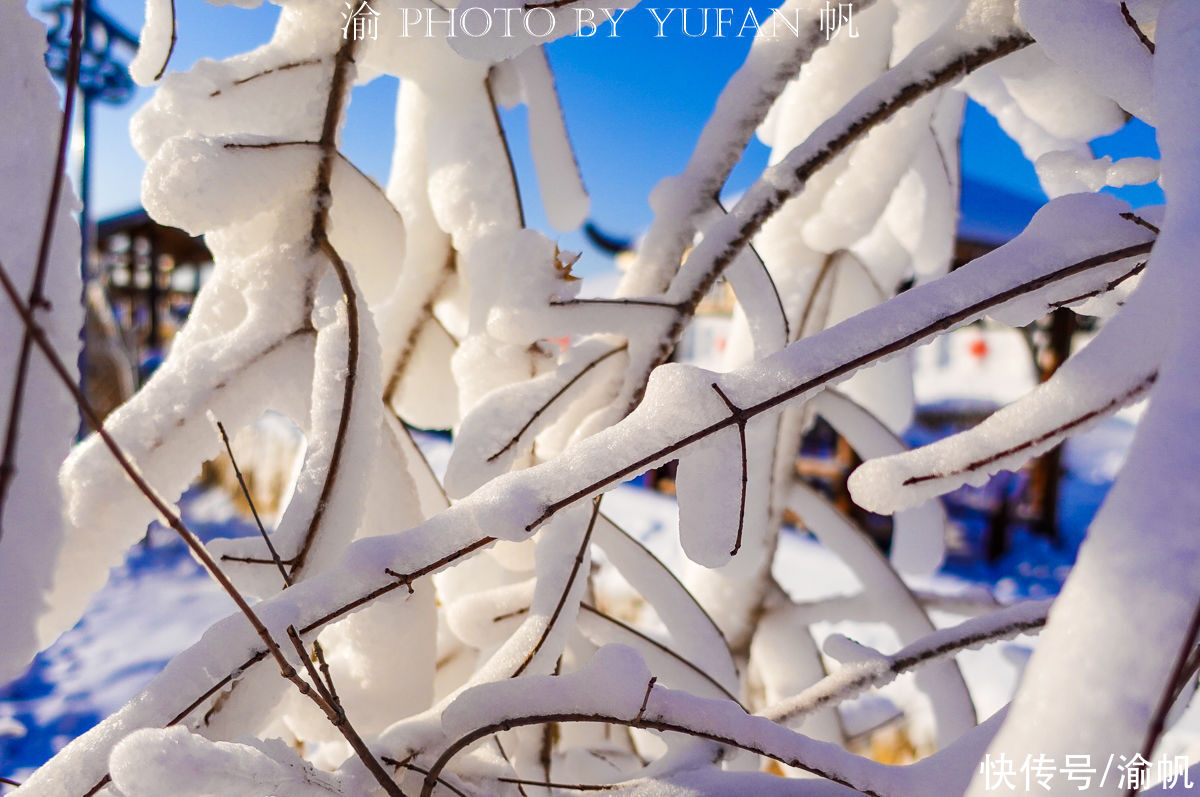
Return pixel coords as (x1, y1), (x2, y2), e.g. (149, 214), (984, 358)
(549, 297), (683, 310)
(794, 253), (838, 342)
(492, 736), (528, 797)
(578, 603), (742, 706)
(383, 758), (473, 797)
(215, 419), (291, 586)
(1119, 210), (1160, 234)
(210, 57), (323, 96)
(419, 692), (885, 797)
(0, 258), (404, 797)
(0, 0), (84, 543)
(496, 775), (618, 791)
(716, 196), (790, 344)
(1120, 1), (1155, 54)
(512, 498), (602, 676)
(487, 344), (627, 462)
(286, 626), (335, 705)
(486, 66), (525, 229)
(525, 239), (1153, 531)
(222, 140), (319, 150)
(902, 372), (1158, 486)
(635, 677), (657, 721)
(710, 383), (748, 556)
(382, 254), (455, 405)
(218, 427), (342, 704)
(1048, 260), (1146, 309)
(151, 0), (178, 81)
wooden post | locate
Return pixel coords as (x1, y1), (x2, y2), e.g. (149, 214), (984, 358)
(1026, 308), (1076, 540)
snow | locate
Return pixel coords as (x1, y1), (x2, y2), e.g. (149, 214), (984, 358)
(5, 0), (1195, 792)
(499, 49), (589, 233)
(0, 2), (82, 686)
(675, 418), (748, 567)
(1019, 0), (1155, 122)
(592, 514), (739, 695)
(110, 726), (344, 796)
(0, 489), (252, 785)
(1036, 151), (1160, 198)
(128, 0), (174, 86)
(966, 4), (1200, 792)
(442, 644), (652, 739)
(2, 414), (1181, 790)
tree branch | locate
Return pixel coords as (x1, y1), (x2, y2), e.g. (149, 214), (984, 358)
(419, 681), (890, 797)
(209, 57), (324, 97)
(0, 0), (84, 543)
(487, 343), (627, 463)
(152, 0), (178, 81)
(0, 254), (406, 796)
(902, 371), (1157, 487)
(1120, 1), (1155, 54)
(710, 383), (748, 556)
(764, 599), (1051, 725)
(527, 239), (1152, 531)
(512, 498), (602, 677)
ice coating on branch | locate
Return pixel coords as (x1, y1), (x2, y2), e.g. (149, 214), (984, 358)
(131, 52), (332, 162)
(847, 197), (1157, 514)
(445, 579), (534, 649)
(803, 97), (931, 254)
(0, 2), (83, 684)
(676, 425), (747, 568)
(129, 0), (175, 85)
(142, 136), (318, 239)
(470, 228), (583, 344)
(379, 81), (459, 428)
(749, 600), (846, 743)
(109, 727), (344, 796)
(208, 269), (383, 597)
(328, 158), (408, 307)
(983, 44), (1125, 143)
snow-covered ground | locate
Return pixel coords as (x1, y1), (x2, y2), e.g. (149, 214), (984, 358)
(0, 491), (259, 786)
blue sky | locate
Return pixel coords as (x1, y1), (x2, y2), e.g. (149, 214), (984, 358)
(68, 1), (1162, 272)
